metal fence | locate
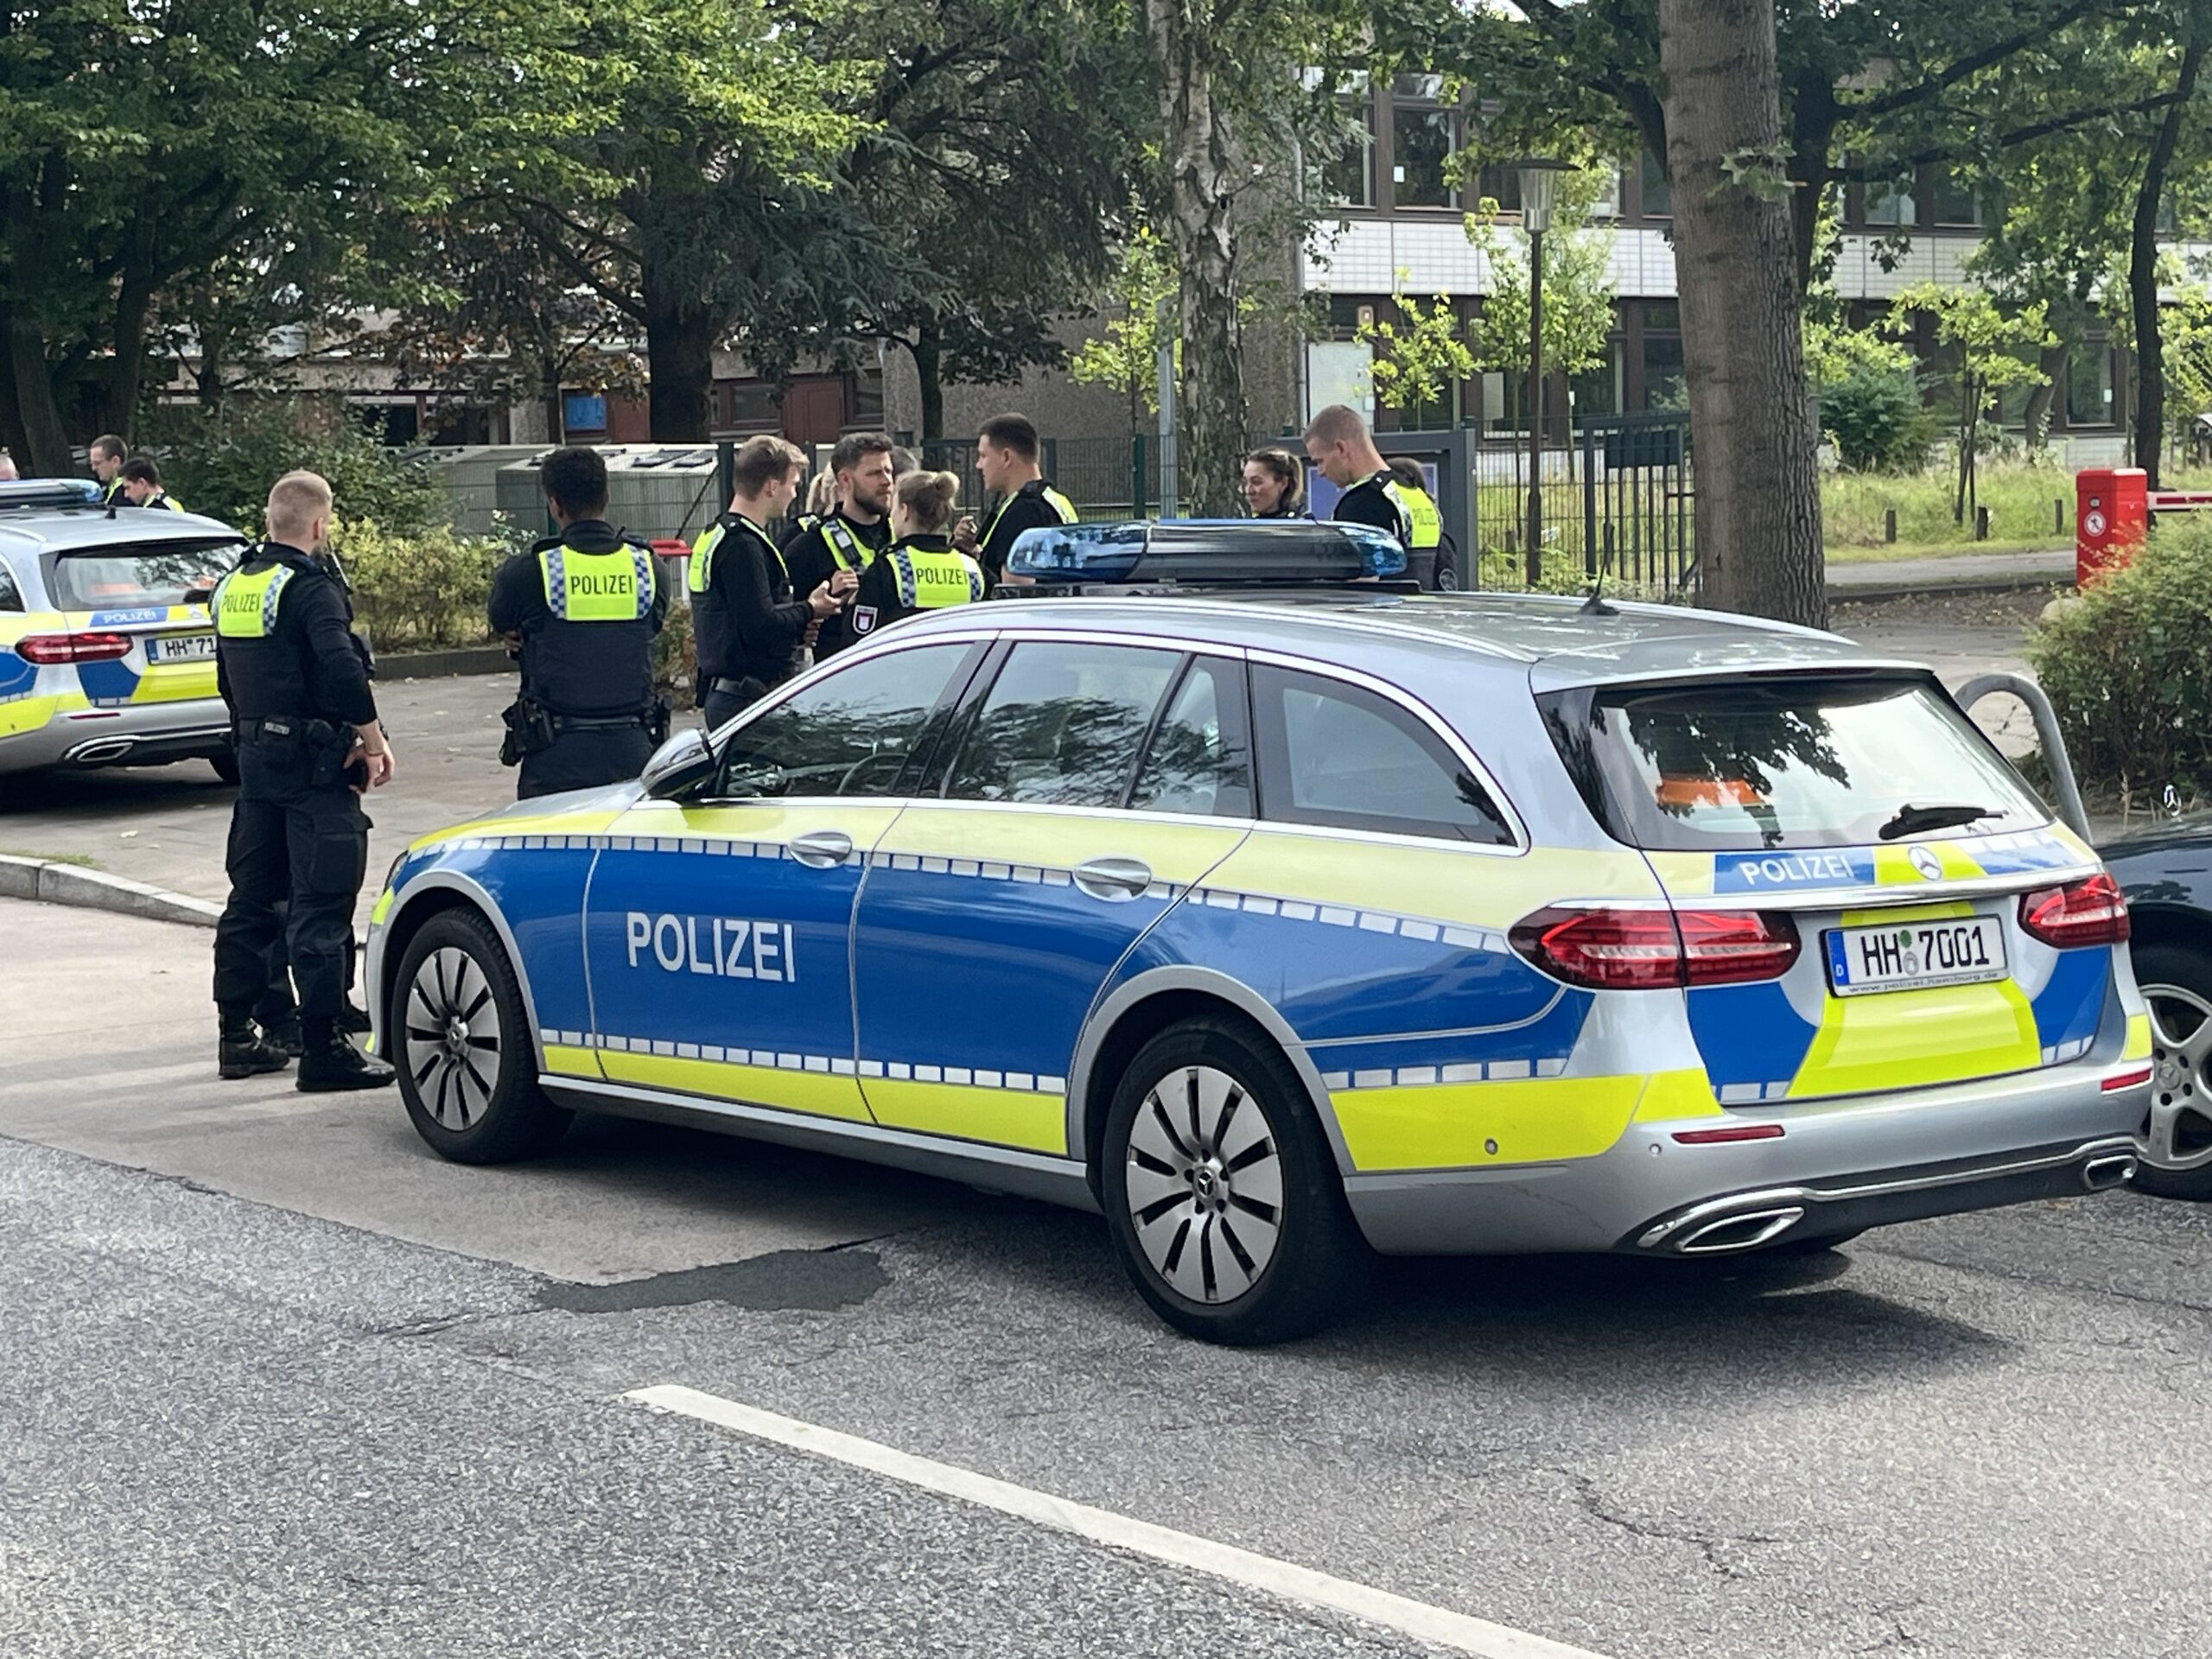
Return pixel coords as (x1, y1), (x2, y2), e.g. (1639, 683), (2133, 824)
(1468, 412), (1695, 596)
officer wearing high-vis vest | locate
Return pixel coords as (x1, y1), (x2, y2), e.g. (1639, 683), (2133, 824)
(690, 434), (854, 728)
(1303, 404), (1445, 588)
(957, 412), (1077, 586)
(488, 447), (670, 799)
(120, 455), (185, 512)
(208, 470), (397, 1092)
(782, 431), (895, 662)
(849, 469), (983, 639)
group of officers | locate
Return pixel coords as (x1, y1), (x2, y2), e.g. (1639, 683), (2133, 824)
(194, 401), (1439, 1086)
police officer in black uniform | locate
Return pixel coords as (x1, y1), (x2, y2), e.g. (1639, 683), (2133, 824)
(691, 435), (852, 728)
(209, 470), (396, 1091)
(956, 412), (1078, 586)
(487, 447), (671, 799)
(781, 431), (895, 661)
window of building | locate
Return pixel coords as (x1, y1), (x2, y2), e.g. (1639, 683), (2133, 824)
(1589, 162), (1622, 219)
(1865, 176), (1917, 228)
(563, 392), (608, 433)
(1320, 99), (1376, 208)
(1571, 336), (1624, 419)
(1638, 149), (1671, 219)
(1471, 165), (1522, 213)
(1639, 302), (1684, 410)
(2068, 344), (2116, 428)
(1390, 74), (1456, 210)
(1931, 170), (1981, 228)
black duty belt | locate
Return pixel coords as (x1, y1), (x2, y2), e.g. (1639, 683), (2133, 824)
(234, 715), (341, 743)
(550, 709), (653, 733)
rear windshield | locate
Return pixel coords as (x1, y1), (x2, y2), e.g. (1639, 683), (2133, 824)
(1542, 674), (2049, 852)
(49, 540), (244, 611)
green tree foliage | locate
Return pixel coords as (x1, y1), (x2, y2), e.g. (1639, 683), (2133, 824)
(1071, 219), (1179, 430)
(1888, 283), (2053, 524)
(148, 399), (450, 537)
(1462, 167), (1619, 391)
(1359, 290), (1476, 416)
(1803, 312), (1934, 471)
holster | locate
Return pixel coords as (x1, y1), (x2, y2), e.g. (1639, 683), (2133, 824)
(499, 697), (557, 767)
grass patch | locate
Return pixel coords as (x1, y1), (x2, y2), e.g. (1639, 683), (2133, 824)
(0, 849), (99, 868)
(1826, 537), (2057, 565)
(1821, 461), (2212, 559)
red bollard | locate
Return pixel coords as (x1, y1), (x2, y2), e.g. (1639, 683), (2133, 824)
(2075, 467), (2147, 587)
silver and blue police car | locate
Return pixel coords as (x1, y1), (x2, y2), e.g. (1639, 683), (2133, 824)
(0, 479), (245, 788)
(366, 521), (2154, 1343)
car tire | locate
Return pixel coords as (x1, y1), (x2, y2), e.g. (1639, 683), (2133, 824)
(1100, 1016), (1369, 1344)
(391, 909), (571, 1165)
(2131, 941), (2212, 1200)
(209, 750), (240, 785)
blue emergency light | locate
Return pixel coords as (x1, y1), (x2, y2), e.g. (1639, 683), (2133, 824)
(0, 478), (102, 509)
(1006, 518), (1407, 587)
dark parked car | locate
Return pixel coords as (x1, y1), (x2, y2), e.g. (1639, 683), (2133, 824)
(2101, 816), (2212, 1198)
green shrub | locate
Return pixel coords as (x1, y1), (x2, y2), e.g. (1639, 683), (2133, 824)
(2028, 516), (2212, 801)
(1821, 364), (1937, 473)
(335, 518), (507, 654)
(148, 398), (450, 537)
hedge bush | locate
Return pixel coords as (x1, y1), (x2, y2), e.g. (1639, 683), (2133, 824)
(148, 398), (451, 537)
(2028, 515), (2212, 801)
(1820, 363), (1938, 473)
(335, 518), (508, 654)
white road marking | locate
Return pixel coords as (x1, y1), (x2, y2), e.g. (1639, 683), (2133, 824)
(625, 1383), (1614, 1659)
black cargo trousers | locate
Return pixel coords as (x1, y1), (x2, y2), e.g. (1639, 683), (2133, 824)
(212, 726), (372, 1037)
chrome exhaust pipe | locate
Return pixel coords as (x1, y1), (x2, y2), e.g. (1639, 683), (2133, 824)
(1672, 1205), (1807, 1255)
(2082, 1154), (2136, 1192)
(64, 737), (136, 765)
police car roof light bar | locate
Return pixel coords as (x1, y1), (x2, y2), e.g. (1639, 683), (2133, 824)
(1007, 518), (1408, 588)
(0, 478), (103, 510)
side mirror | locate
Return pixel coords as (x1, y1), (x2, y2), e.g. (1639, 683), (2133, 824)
(640, 728), (715, 799)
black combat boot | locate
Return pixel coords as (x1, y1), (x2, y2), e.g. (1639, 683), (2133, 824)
(218, 1012), (291, 1080)
(257, 1012), (305, 1057)
(335, 1001), (372, 1038)
(296, 1030), (397, 1093)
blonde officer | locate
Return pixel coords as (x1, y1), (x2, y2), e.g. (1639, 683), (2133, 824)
(848, 470), (984, 639)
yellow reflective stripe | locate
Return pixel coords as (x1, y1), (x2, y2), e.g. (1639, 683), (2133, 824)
(1838, 900), (1974, 926)
(891, 547), (981, 608)
(2125, 1011), (2153, 1061)
(0, 695), (64, 738)
(544, 1045), (602, 1079)
(871, 808), (1243, 886)
(599, 1048), (872, 1122)
(540, 545), (656, 621)
(369, 887), (395, 926)
(1787, 978), (2040, 1099)
(823, 518), (873, 571)
(1042, 487), (1077, 524)
(405, 807), (632, 852)
(1332, 1073), (1646, 1170)
(1381, 480), (1441, 548)
(1872, 841), (1986, 885)
(863, 1078), (1066, 1153)
(687, 523), (727, 594)
(1630, 1066), (1726, 1122)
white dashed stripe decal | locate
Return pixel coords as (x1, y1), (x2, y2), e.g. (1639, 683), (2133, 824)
(573, 1031), (1065, 1095)
(1318, 1057), (1570, 1092)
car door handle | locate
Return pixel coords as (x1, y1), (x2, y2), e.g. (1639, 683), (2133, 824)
(1073, 856), (1154, 902)
(788, 830), (855, 868)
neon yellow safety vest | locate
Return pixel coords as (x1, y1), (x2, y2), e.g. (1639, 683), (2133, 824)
(154, 494), (184, 512)
(540, 543), (656, 621)
(688, 516), (785, 594)
(212, 564), (296, 638)
(822, 517), (874, 573)
(889, 544), (984, 609)
(984, 483), (1078, 544)
(1377, 476), (1442, 550)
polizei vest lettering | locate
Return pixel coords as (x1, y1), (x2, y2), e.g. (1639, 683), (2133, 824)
(569, 571), (635, 598)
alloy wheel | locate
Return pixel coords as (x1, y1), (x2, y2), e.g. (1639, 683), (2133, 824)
(2145, 982), (2212, 1170)
(1123, 1064), (1284, 1303)
(404, 946), (504, 1131)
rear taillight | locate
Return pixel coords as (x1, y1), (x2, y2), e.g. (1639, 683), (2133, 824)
(2018, 872), (2130, 949)
(16, 631), (134, 665)
(1510, 906), (1801, 989)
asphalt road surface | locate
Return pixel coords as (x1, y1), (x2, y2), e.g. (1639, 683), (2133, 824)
(3, 899), (2209, 1659)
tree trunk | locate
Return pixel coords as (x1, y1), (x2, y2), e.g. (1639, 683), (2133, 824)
(543, 358), (565, 444)
(2, 317), (73, 475)
(641, 262), (721, 442)
(912, 316), (945, 442)
(1658, 0), (1826, 628)
(102, 270), (156, 438)
(1145, 0), (1244, 517)
(2019, 344), (2068, 445)
(2132, 40), (2204, 487)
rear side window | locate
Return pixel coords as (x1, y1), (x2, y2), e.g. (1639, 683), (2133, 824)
(1544, 675), (2050, 852)
(944, 640), (1180, 808)
(50, 540), (241, 610)
(0, 557), (21, 612)
(1251, 664), (1514, 844)
(1128, 654), (1253, 818)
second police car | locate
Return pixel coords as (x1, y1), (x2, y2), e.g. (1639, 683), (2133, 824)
(366, 521), (2154, 1343)
(0, 480), (245, 789)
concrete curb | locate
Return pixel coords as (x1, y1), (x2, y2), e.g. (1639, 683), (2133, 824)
(1828, 574), (2073, 603)
(378, 645), (515, 680)
(0, 854), (220, 929)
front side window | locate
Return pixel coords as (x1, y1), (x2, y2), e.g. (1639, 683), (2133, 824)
(715, 642), (975, 798)
(944, 640), (1181, 808)
(0, 557), (21, 612)
(1252, 664), (1514, 845)
(1128, 655), (1254, 818)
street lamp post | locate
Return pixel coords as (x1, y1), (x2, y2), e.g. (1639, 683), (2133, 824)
(1517, 160), (1566, 585)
